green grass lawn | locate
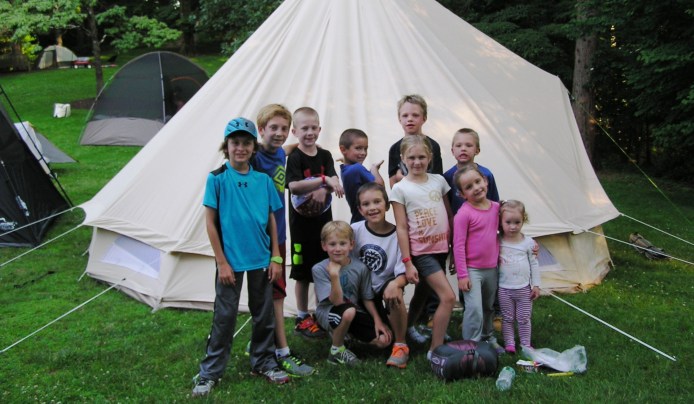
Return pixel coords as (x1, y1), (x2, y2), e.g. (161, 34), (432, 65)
(0, 55), (692, 402)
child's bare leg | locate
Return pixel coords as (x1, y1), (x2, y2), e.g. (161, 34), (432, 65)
(295, 280), (309, 313)
(388, 296), (408, 344)
(425, 272), (456, 351)
(274, 298), (288, 349)
(332, 307), (355, 347)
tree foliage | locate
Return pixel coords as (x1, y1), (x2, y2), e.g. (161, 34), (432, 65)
(439, 0), (694, 180)
(587, 0), (694, 177)
(97, 5), (181, 53)
(197, 0), (281, 55)
(0, 0), (83, 42)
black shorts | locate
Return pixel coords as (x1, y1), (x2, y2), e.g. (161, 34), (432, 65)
(289, 240), (327, 282)
(328, 303), (376, 343)
(373, 279), (404, 324)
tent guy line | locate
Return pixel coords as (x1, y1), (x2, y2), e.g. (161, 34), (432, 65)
(234, 316), (252, 339)
(0, 206), (78, 240)
(581, 228), (693, 266)
(543, 289), (677, 362)
(0, 279), (125, 354)
(0, 224), (81, 269)
(620, 213), (694, 247)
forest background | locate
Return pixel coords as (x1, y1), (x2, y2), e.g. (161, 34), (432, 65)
(2, 0), (692, 181)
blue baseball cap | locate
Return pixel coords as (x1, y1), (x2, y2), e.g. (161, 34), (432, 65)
(224, 117), (257, 139)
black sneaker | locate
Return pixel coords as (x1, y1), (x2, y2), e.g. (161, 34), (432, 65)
(294, 314), (327, 339)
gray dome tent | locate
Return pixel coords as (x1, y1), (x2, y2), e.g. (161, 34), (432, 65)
(80, 51), (209, 146)
(37, 45), (77, 69)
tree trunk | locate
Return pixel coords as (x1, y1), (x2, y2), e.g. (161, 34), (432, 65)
(11, 42), (30, 71)
(86, 3), (104, 94)
(179, 0), (198, 55)
(571, 0), (598, 163)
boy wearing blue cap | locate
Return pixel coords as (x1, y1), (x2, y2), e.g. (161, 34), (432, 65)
(192, 117), (288, 397)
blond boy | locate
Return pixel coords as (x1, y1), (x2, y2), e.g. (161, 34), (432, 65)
(312, 221), (392, 366)
(387, 94), (443, 188)
(252, 104), (314, 376)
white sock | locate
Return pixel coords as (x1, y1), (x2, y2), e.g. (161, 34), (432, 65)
(426, 350), (432, 360)
(297, 310), (309, 319)
(330, 345), (343, 354)
(276, 346), (290, 358)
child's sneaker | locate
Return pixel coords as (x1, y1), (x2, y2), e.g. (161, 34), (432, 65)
(505, 345), (516, 354)
(327, 346), (360, 366)
(294, 314), (327, 339)
(251, 367), (290, 384)
(191, 375), (216, 397)
(278, 354), (315, 377)
(407, 326), (429, 344)
(386, 344), (410, 369)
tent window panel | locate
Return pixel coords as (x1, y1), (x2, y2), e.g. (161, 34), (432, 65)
(101, 235), (162, 279)
(537, 242), (564, 273)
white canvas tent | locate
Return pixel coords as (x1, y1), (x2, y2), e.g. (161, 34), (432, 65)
(80, 0), (619, 314)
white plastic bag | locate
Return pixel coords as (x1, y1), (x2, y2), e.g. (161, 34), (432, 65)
(521, 345), (587, 373)
(53, 103), (71, 118)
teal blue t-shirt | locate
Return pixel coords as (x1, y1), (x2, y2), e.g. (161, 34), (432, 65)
(203, 162), (282, 271)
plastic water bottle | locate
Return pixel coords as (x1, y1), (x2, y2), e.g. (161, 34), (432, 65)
(495, 366), (516, 391)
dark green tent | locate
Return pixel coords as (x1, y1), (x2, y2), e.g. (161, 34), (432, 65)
(80, 51), (209, 146)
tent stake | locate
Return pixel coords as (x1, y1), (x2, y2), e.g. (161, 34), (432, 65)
(544, 290), (676, 361)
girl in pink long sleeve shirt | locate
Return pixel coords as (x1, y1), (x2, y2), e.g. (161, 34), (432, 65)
(452, 165), (501, 346)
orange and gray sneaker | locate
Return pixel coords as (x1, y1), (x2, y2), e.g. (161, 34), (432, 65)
(294, 314), (327, 339)
(386, 344), (410, 368)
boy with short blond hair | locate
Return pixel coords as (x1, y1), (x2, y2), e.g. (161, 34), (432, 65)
(339, 128), (384, 223)
(443, 128), (499, 213)
(252, 104), (314, 377)
(387, 94), (443, 188)
(286, 107), (344, 338)
(312, 220), (392, 366)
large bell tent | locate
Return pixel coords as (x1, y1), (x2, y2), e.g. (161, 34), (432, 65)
(79, 0), (619, 314)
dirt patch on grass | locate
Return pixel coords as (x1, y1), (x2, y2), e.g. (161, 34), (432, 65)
(71, 98), (94, 109)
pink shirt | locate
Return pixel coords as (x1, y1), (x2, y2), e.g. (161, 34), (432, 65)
(390, 174), (451, 256)
(452, 201), (500, 278)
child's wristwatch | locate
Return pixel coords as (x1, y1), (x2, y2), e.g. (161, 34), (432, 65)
(270, 256), (283, 264)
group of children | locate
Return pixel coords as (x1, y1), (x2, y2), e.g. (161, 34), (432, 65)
(191, 96), (541, 397)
